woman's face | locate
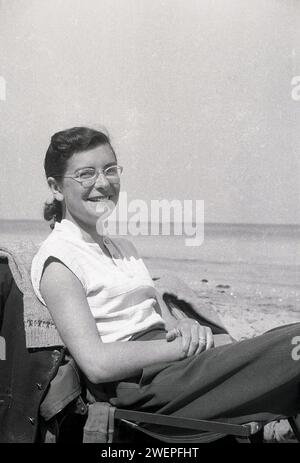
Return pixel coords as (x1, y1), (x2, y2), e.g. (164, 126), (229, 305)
(55, 143), (120, 230)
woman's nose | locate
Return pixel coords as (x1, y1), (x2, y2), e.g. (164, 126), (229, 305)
(94, 171), (110, 188)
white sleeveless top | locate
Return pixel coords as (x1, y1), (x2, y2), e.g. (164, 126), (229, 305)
(30, 219), (165, 342)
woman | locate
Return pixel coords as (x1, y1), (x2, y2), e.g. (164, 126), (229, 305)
(31, 126), (300, 426)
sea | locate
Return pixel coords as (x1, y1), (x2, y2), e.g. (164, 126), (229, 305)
(1, 220), (299, 266)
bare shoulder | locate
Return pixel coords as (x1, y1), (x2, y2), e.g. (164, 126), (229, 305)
(40, 257), (85, 302)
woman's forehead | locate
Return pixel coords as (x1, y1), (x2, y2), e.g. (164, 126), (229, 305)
(67, 144), (116, 170)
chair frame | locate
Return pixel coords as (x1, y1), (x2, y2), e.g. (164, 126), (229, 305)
(114, 409), (261, 443)
(59, 394), (300, 443)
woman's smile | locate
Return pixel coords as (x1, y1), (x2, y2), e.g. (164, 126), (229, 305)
(87, 195), (113, 202)
(85, 194), (116, 219)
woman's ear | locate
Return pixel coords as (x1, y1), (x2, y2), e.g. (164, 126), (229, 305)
(47, 177), (64, 202)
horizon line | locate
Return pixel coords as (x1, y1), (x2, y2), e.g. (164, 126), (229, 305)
(1, 218), (300, 227)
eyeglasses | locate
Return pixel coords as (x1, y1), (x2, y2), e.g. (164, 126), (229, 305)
(61, 165), (123, 188)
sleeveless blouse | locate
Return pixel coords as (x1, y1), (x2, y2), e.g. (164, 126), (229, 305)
(31, 219), (165, 342)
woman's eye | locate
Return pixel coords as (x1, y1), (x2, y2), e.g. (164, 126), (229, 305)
(105, 167), (118, 176)
(78, 169), (95, 180)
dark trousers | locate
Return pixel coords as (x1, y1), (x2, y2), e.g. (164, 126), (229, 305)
(108, 323), (300, 425)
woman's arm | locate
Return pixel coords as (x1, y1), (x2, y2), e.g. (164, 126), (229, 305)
(40, 259), (187, 384)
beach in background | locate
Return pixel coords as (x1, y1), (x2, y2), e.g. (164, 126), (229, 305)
(1, 219), (299, 340)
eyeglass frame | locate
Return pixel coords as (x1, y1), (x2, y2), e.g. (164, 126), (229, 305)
(54, 164), (123, 188)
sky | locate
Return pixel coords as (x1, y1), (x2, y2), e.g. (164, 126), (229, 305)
(0, 0), (299, 224)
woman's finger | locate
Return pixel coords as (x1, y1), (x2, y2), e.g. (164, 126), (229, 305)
(194, 325), (208, 355)
(186, 322), (201, 356)
(182, 321), (202, 357)
(179, 324), (192, 356)
(205, 327), (214, 350)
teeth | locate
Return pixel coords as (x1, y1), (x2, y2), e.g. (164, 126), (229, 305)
(89, 197), (109, 202)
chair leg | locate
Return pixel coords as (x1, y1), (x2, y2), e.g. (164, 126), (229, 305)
(235, 437), (252, 443)
(288, 416), (300, 442)
(235, 426), (264, 443)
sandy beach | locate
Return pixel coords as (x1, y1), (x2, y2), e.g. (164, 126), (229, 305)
(146, 257), (300, 341)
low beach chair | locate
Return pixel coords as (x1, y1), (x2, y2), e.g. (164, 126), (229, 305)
(0, 256), (299, 444)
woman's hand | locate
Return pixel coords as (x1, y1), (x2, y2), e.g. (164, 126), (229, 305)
(166, 319), (214, 357)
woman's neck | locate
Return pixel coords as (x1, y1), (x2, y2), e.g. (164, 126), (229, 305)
(62, 216), (105, 245)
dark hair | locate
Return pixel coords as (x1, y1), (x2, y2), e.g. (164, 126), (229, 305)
(43, 126), (112, 229)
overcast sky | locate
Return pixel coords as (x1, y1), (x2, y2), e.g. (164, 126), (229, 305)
(0, 0), (299, 224)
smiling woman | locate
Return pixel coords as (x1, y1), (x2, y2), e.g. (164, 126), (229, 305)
(29, 126), (300, 436)
(32, 125), (168, 345)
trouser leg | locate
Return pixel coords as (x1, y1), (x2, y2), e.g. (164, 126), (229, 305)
(113, 323), (300, 424)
